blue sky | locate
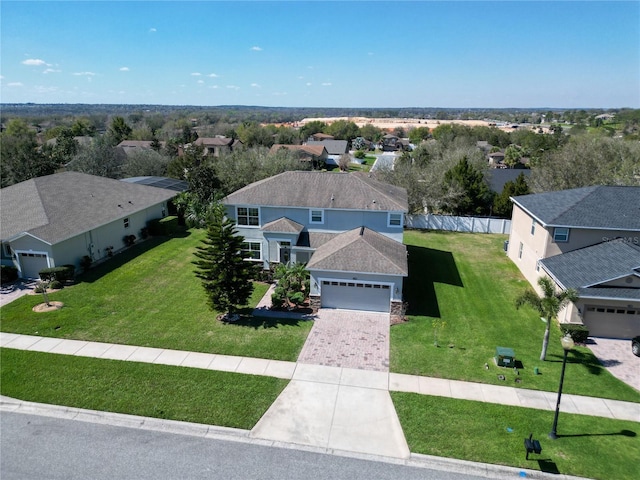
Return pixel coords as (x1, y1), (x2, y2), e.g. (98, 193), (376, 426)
(1, 1), (638, 108)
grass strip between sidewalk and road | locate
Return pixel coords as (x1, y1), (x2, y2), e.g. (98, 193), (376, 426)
(1, 348), (287, 430)
(392, 391), (640, 480)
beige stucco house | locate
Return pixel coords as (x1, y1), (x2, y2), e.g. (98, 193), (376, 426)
(507, 186), (640, 339)
(0, 172), (176, 279)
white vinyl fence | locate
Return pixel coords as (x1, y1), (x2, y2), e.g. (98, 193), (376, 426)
(405, 214), (511, 234)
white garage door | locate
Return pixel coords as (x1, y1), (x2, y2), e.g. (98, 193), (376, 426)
(321, 280), (390, 312)
(583, 305), (640, 339)
(18, 252), (49, 279)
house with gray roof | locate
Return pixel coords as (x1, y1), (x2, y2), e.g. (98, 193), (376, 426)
(0, 172), (176, 279)
(507, 185), (640, 338)
(222, 171), (408, 315)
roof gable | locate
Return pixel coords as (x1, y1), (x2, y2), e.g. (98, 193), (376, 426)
(223, 171), (408, 212)
(262, 217), (304, 234)
(512, 186), (640, 230)
(307, 226), (407, 275)
(0, 172), (176, 244)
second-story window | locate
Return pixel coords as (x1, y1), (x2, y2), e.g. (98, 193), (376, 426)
(310, 209), (324, 224)
(530, 219), (536, 235)
(124, 217), (130, 228)
(237, 207), (259, 226)
(388, 212), (402, 227)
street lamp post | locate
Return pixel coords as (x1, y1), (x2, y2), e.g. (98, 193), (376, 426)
(549, 334), (575, 440)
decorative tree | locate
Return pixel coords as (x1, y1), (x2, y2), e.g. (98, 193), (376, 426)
(516, 277), (579, 361)
(271, 262), (310, 310)
(193, 215), (255, 321)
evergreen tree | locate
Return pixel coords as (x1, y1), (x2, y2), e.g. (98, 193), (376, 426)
(193, 215), (255, 319)
(493, 173), (531, 218)
(442, 157), (493, 215)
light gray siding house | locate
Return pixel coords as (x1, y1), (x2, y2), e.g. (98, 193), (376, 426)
(0, 172), (176, 278)
(222, 171), (408, 314)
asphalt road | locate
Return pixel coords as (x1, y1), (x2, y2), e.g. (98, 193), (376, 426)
(1, 411), (489, 480)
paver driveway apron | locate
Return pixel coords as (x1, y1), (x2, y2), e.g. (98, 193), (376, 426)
(250, 309), (410, 459)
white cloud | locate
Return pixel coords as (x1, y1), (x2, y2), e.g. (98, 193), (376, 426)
(368, 52), (374, 56)
(7, 82), (23, 87)
(191, 72), (201, 76)
(119, 67), (130, 71)
(22, 58), (49, 66)
(306, 82), (312, 86)
(197, 80), (204, 84)
(149, 27), (157, 33)
(207, 73), (219, 78)
(250, 46), (262, 51)
(209, 85), (219, 89)
(43, 68), (61, 74)
(321, 82), (332, 86)
(226, 85), (240, 90)
(73, 72), (96, 76)
(34, 85), (59, 94)
(251, 83), (260, 88)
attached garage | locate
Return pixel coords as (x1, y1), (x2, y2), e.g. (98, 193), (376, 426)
(583, 305), (640, 339)
(18, 252), (49, 279)
(321, 280), (391, 312)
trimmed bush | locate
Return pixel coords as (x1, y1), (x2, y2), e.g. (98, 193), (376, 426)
(354, 150), (366, 159)
(1, 265), (18, 284)
(123, 235), (136, 247)
(80, 255), (92, 272)
(49, 280), (63, 290)
(39, 265), (75, 282)
(560, 323), (590, 344)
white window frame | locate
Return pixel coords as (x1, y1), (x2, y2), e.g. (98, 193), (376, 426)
(553, 227), (570, 243)
(236, 206), (260, 227)
(530, 219), (536, 235)
(241, 241), (262, 261)
(518, 242), (523, 259)
(388, 212), (403, 228)
(309, 209), (324, 224)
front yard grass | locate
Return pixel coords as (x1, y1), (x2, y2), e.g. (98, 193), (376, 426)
(392, 230), (640, 403)
(0, 228), (312, 362)
(1, 348), (286, 429)
(392, 392), (639, 480)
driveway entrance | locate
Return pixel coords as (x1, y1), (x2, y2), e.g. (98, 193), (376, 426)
(297, 309), (390, 371)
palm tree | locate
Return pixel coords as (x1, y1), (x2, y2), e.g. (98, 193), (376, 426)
(516, 277), (579, 361)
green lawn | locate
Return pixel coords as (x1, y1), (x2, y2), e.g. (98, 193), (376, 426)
(392, 392), (639, 480)
(1, 348), (286, 430)
(392, 230), (640, 403)
(0, 228), (312, 362)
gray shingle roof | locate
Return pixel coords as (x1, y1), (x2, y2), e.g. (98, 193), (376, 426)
(223, 171), (408, 212)
(306, 227), (408, 276)
(305, 140), (348, 155)
(261, 217), (304, 234)
(541, 241), (640, 300)
(511, 186), (640, 230)
(0, 172), (177, 244)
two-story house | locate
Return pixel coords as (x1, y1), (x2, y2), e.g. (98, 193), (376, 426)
(222, 171), (408, 315)
(507, 186), (640, 339)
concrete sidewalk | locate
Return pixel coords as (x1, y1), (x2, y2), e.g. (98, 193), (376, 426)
(2, 332), (638, 425)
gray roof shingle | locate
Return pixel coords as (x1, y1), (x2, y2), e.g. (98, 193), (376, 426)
(511, 186), (640, 230)
(0, 172), (177, 244)
(261, 217), (304, 234)
(306, 227), (408, 276)
(223, 171), (408, 212)
(541, 241), (640, 300)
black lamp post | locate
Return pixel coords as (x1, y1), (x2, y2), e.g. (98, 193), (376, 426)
(549, 334), (574, 439)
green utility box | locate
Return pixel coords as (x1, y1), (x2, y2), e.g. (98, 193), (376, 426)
(495, 347), (516, 367)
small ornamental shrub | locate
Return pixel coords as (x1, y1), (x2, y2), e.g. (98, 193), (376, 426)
(39, 265), (75, 282)
(560, 324), (590, 344)
(123, 235), (136, 247)
(49, 280), (63, 290)
(354, 150), (366, 159)
(80, 255), (92, 272)
(140, 227), (149, 239)
(1, 265), (18, 284)
(34, 282), (48, 293)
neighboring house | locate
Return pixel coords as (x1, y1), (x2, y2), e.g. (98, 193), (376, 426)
(222, 171), (408, 314)
(116, 140), (165, 156)
(194, 137), (242, 157)
(269, 144), (329, 167)
(488, 151), (505, 167)
(0, 172), (176, 279)
(380, 134), (409, 152)
(309, 133), (335, 141)
(305, 140), (349, 166)
(507, 186), (640, 339)
(121, 176), (188, 192)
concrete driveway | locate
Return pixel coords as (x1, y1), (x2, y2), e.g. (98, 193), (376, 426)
(587, 337), (640, 392)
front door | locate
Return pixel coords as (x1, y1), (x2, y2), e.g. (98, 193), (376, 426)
(279, 241), (291, 264)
